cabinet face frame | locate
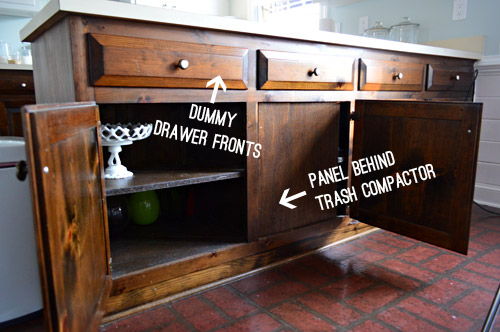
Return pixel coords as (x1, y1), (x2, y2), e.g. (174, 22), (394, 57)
(22, 102), (112, 332)
(350, 100), (482, 254)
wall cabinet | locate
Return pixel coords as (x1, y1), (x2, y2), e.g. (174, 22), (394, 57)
(22, 13), (482, 331)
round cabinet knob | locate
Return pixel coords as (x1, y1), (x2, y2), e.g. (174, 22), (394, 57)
(16, 160), (28, 181)
(393, 72), (404, 80)
(455, 75), (461, 81)
(309, 67), (320, 77)
(178, 59), (189, 70)
(21, 82), (27, 88)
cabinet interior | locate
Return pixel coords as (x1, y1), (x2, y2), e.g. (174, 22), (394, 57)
(99, 103), (248, 277)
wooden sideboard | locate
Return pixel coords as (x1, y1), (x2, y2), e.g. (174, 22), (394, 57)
(0, 68), (35, 136)
(21, 7), (482, 331)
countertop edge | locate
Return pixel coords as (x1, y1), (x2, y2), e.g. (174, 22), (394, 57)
(20, 0), (482, 60)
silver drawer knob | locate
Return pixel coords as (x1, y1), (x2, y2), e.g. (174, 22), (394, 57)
(455, 75), (460, 81)
(178, 59), (189, 70)
(309, 67), (320, 77)
(21, 82), (27, 88)
(393, 72), (403, 80)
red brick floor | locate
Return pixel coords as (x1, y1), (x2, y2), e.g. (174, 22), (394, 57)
(101, 206), (500, 332)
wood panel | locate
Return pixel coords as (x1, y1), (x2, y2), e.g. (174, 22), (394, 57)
(359, 58), (425, 91)
(351, 100), (482, 254)
(0, 102), (7, 135)
(250, 102), (340, 240)
(258, 50), (355, 90)
(88, 33), (248, 89)
(22, 102), (111, 332)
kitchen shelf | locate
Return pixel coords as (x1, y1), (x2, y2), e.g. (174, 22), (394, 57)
(105, 169), (245, 196)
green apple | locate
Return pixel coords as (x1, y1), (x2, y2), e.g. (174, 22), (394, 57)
(128, 191), (160, 225)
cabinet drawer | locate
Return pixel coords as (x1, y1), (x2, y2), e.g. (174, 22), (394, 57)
(88, 33), (248, 89)
(359, 59), (424, 91)
(426, 64), (474, 91)
(258, 50), (355, 90)
(0, 70), (34, 94)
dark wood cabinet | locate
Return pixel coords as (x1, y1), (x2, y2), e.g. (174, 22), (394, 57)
(22, 102), (111, 332)
(248, 102), (341, 240)
(351, 100), (482, 254)
(21, 12), (483, 330)
(0, 69), (35, 136)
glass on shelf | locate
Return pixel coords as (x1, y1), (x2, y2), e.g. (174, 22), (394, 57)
(390, 17), (420, 43)
(364, 21), (390, 40)
(0, 41), (8, 64)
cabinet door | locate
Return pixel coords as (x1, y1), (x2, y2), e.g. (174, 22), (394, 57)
(248, 102), (340, 240)
(22, 102), (111, 332)
(351, 100), (482, 254)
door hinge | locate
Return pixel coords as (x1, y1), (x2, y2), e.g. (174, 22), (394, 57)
(350, 111), (359, 121)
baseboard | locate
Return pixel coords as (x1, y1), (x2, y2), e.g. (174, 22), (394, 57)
(474, 183), (500, 209)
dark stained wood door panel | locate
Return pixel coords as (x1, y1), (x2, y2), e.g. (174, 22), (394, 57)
(88, 33), (248, 89)
(249, 102), (341, 240)
(359, 59), (425, 91)
(350, 100), (482, 254)
(22, 102), (111, 332)
(258, 50), (355, 90)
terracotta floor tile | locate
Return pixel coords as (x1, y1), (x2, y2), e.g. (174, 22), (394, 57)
(473, 231), (500, 246)
(203, 287), (258, 318)
(214, 313), (282, 332)
(320, 243), (363, 260)
(451, 289), (496, 319)
(321, 274), (375, 299)
(469, 226), (487, 237)
(369, 232), (415, 248)
(397, 296), (474, 332)
(300, 254), (347, 278)
(352, 238), (400, 255)
(378, 259), (437, 282)
(350, 320), (393, 332)
(298, 291), (361, 326)
(345, 284), (403, 313)
(271, 302), (336, 332)
(377, 307), (445, 332)
(417, 278), (470, 305)
(102, 206), (498, 332)
(150, 321), (191, 332)
(349, 249), (387, 264)
(465, 262), (500, 280)
(249, 280), (309, 307)
(361, 266), (422, 292)
(478, 249), (500, 267)
(230, 270), (287, 295)
(172, 296), (227, 331)
(468, 240), (491, 252)
(451, 270), (500, 292)
(101, 306), (175, 332)
(396, 246), (440, 264)
(476, 219), (500, 232)
(279, 261), (331, 287)
(421, 254), (466, 273)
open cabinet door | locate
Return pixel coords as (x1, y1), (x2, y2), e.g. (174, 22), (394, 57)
(22, 102), (111, 332)
(351, 100), (482, 254)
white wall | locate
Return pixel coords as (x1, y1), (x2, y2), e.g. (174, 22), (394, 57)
(474, 56), (500, 208)
(0, 15), (31, 54)
(327, 0), (500, 55)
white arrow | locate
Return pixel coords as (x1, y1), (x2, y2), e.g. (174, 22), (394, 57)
(279, 188), (307, 209)
(206, 75), (227, 104)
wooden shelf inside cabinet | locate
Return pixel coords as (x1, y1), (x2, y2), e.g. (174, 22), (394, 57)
(105, 169), (245, 196)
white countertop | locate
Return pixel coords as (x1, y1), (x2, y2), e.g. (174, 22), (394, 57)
(21, 0), (482, 60)
(0, 63), (33, 70)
